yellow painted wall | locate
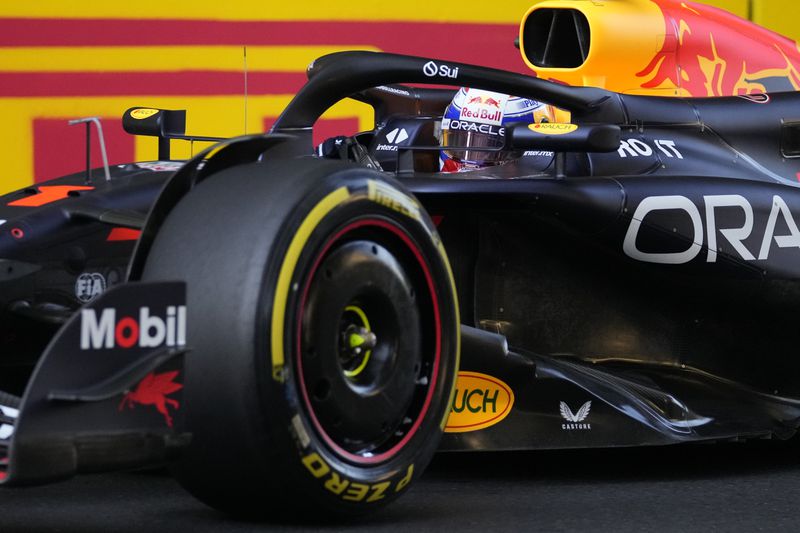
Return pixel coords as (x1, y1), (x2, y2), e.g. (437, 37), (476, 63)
(0, 1), (537, 193)
(707, 0), (800, 40)
(752, 0), (800, 41)
(700, 0), (749, 17)
(0, 1), (535, 22)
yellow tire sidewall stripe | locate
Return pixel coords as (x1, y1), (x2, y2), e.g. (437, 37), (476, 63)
(438, 239), (461, 431)
(271, 186), (350, 381)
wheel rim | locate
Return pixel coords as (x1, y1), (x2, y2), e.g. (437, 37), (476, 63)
(295, 218), (443, 465)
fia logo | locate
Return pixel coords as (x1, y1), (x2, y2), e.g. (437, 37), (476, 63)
(75, 272), (106, 303)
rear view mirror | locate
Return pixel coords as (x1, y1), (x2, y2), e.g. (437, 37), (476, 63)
(122, 107), (186, 139)
(505, 122), (620, 153)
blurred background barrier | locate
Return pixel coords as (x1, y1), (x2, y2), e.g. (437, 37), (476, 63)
(0, 0), (792, 193)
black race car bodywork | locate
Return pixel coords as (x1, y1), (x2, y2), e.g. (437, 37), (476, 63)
(2, 50), (800, 514)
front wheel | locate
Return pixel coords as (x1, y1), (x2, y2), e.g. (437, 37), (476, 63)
(141, 158), (459, 518)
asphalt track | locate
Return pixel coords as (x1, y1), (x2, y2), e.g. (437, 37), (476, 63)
(2, 439), (800, 532)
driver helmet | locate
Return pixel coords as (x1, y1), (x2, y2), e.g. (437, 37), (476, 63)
(439, 87), (555, 172)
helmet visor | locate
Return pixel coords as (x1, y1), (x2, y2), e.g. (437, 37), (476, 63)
(441, 128), (508, 165)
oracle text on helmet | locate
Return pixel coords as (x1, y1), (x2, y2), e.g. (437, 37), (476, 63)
(443, 119), (504, 136)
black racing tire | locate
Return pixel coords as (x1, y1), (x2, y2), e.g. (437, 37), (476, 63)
(141, 158), (459, 518)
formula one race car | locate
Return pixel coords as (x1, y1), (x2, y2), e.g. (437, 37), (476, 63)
(4, 3), (800, 519)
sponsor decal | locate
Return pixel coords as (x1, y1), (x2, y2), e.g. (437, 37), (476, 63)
(377, 85), (411, 97)
(560, 401), (592, 430)
(135, 161), (184, 172)
(444, 119), (504, 136)
(459, 89), (508, 125)
(80, 306), (186, 350)
(119, 370), (183, 427)
(130, 108), (159, 120)
(529, 123), (578, 135)
(0, 404), (18, 441)
(422, 60), (459, 79)
(460, 107), (502, 124)
(466, 95), (502, 108)
(737, 93), (770, 104)
(368, 180), (421, 221)
(385, 128), (408, 144)
(444, 371), (514, 433)
(523, 150), (554, 157)
(423, 61), (437, 76)
(376, 127), (409, 152)
(301, 452), (413, 503)
(8, 185), (94, 207)
(107, 228), (142, 242)
(618, 139), (683, 159)
(624, 194), (800, 264)
(75, 272), (106, 303)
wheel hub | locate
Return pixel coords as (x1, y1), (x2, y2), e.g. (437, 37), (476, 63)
(300, 239), (422, 455)
(339, 308), (377, 378)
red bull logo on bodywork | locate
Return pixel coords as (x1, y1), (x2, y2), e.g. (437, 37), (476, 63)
(638, 0), (800, 96)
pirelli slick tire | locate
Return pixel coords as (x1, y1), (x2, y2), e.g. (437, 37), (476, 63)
(141, 158), (460, 518)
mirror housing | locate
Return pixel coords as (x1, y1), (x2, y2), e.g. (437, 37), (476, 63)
(505, 122), (620, 153)
(122, 108), (187, 160)
(122, 107), (186, 139)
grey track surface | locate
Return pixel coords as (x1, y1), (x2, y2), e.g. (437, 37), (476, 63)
(2, 440), (799, 532)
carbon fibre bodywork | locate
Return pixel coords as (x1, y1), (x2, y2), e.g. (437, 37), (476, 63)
(0, 166), (172, 391)
(2, 50), (800, 483)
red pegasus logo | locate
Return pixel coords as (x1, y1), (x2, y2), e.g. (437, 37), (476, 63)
(119, 371), (183, 427)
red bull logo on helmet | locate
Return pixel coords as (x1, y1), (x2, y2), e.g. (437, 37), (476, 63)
(638, 0), (800, 96)
(459, 88), (509, 125)
(467, 95), (502, 108)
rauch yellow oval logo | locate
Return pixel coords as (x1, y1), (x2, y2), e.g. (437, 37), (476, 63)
(130, 108), (159, 120)
(444, 371), (514, 433)
(528, 123), (578, 135)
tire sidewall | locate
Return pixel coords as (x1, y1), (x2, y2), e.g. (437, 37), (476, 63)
(256, 167), (459, 514)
